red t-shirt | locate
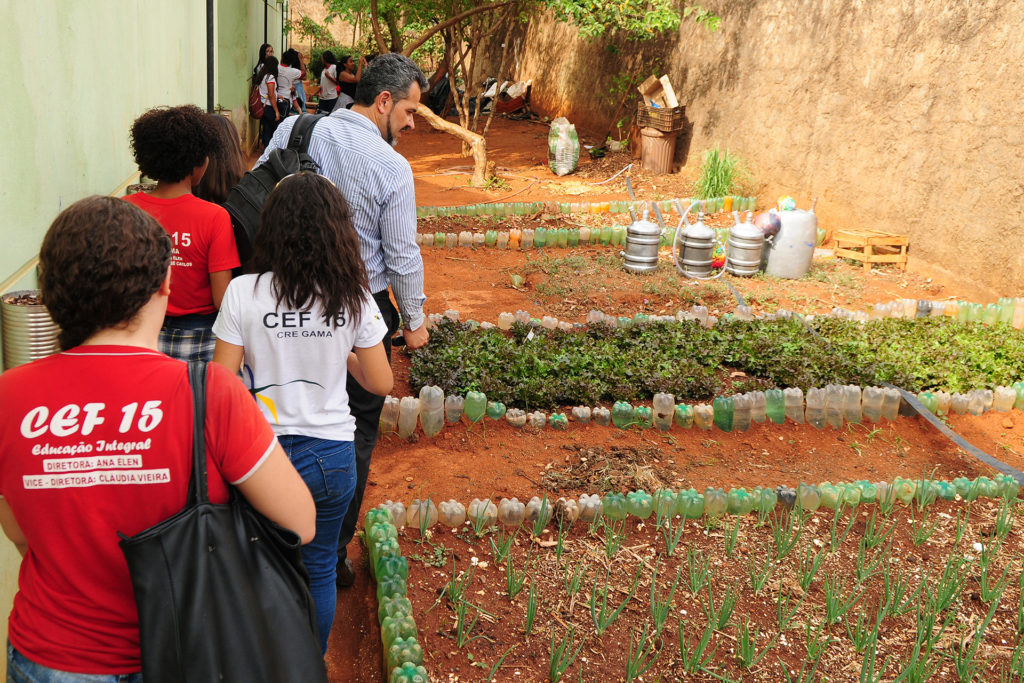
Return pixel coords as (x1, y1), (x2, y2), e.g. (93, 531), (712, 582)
(0, 347), (276, 674)
(122, 193), (239, 316)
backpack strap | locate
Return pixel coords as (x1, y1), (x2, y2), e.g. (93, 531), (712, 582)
(286, 113), (326, 154)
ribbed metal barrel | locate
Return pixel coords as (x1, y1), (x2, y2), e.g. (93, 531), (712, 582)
(726, 225), (765, 276)
(679, 233), (714, 278)
(2, 290), (60, 369)
(623, 218), (662, 273)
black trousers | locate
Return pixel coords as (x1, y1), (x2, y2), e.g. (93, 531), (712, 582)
(337, 290), (400, 564)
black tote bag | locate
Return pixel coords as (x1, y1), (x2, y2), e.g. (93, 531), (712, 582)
(119, 361), (327, 683)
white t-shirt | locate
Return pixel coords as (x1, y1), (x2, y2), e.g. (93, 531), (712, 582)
(258, 74), (276, 106)
(319, 64), (338, 101)
(277, 65), (302, 102)
(213, 274), (388, 441)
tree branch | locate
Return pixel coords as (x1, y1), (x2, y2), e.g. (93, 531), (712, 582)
(369, 0), (389, 53)
(416, 104), (488, 187)
(402, 0), (516, 56)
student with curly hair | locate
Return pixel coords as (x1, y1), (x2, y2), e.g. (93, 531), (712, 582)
(0, 196), (314, 682)
(213, 172), (393, 654)
(124, 105), (240, 362)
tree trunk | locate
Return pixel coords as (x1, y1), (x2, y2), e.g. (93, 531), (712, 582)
(416, 104), (487, 187)
(482, 14), (515, 137)
(385, 11), (403, 52)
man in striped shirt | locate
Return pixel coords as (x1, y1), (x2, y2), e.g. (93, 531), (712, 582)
(255, 53), (429, 588)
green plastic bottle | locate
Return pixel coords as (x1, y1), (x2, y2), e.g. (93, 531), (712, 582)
(599, 225), (613, 245)
(616, 316), (632, 328)
(839, 483), (861, 507)
(591, 227), (603, 245)
(376, 555), (409, 583)
(916, 391), (938, 414)
(378, 595), (414, 623)
(952, 477), (974, 499)
(712, 396), (734, 432)
(703, 487), (728, 517)
(674, 404), (694, 428)
(367, 522), (398, 547)
(381, 614), (418, 649)
(534, 227), (548, 247)
(386, 637), (424, 671)
(752, 486), (777, 514)
(549, 413), (568, 430)
(364, 507), (394, 532)
(995, 473), (1019, 500)
(726, 488), (754, 515)
(602, 492), (628, 521)
(796, 483), (820, 512)
(485, 401), (507, 420)
(817, 482), (839, 509)
(567, 228), (580, 247)
(484, 230), (497, 246)
(369, 538), (401, 572)
(1013, 381), (1024, 410)
(625, 489), (654, 519)
(676, 489), (705, 519)
(611, 401), (634, 428)
(433, 232), (445, 247)
(556, 227), (569, 247)
(855, 480), (878, 503)
(612, 226), (626, 246)
(654, 489), (677, 519)
(935, 480), (957, 501)
(376, 574), (408, 601)
(389, 663), (429, 683)
(892, 477), (916, 504)
(464, 391), (486, 422)
(634, 405), (653, 428)
(765, 389), (785, 424)
(976, 476), (999, 498)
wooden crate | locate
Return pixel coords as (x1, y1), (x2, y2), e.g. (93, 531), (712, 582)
(833, 228), (908, 272)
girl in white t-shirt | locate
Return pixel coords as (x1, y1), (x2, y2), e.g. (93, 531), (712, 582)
(212, 172), (393, 654)
(254, 56), (281, 148)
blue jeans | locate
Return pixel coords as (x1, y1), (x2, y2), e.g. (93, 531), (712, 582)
(276, 435), (356, 655)
(6, 642), (142, 682)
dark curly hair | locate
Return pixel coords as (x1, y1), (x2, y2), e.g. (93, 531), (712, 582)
(40, 196), (172, 350)
(250, 173), (368, 328)
(194, 114), (246, 205)
(129, 105), (221, 184)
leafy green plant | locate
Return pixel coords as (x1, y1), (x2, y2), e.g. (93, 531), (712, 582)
(660, 512), (687, 556)
(770, 508), (804, 561)
(797, 545), (827, 591)
(724, 518), (740, 556)
(602, 518), (627, 560)
(549, 626), (585, 682)
(694, 146), (748, 200)
(565, 561), (587, 598)
(505, 554), (529, 600)
(490, 527), (516, 565)
(703, 583), (739, 631)
(590, 566), (640, 635)
(823, 573), (867, 624)
(949, 590), (1002, 681)
(909, 506), (941, 546)
(862, 508), (899, 550)
(804, 620), (833, 665)
(454, 598), (490, 647)
(776, 584), (804, 631)
(828, 501), (857, 553)
(678, 619), (717, 674)
(687, 546), (713, 595)
(525, 578), (538, 635)
(735, 617), (780, 670)
(880, 565), (923, 620)
(625, 626), (661, 681)
(649, 561), (680, 637)
(747, 551), (774, 595)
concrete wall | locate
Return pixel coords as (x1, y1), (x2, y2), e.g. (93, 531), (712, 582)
(0, 1), (281, 675)
(511, 0), (1024, 299)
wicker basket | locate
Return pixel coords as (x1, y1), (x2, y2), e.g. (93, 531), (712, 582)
(636, 103), (685, 132)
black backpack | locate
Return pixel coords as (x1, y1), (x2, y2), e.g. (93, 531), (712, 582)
(224, 113), (325, 273)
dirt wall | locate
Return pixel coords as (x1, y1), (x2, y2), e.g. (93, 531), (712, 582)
(510, 0), (1024, 298)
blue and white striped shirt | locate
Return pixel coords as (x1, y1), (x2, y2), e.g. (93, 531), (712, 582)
(256, 109), (426, 330)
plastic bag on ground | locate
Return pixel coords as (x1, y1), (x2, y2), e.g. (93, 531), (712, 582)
(548, 117), (579, 177)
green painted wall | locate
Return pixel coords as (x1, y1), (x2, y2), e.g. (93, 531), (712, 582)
(0, 1), (282, 675)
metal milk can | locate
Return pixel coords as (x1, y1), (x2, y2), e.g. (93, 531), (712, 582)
(726, 211), (765, 277)
(677, 210), (715, 278)
(622, 209), (662, 273)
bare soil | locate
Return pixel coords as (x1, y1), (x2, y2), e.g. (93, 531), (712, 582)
(323, 117), (1023, 682)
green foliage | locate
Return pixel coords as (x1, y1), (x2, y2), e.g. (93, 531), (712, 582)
(410, 318), (1024, 410)
(545, 0), (681, 40)
(694, 146), (751, 199)
(286, 15), (333, 48)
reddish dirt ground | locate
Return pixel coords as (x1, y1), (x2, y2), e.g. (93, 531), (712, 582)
(322, 116), (1023, 681)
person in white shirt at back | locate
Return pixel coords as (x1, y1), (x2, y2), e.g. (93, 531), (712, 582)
(277, 49), (303, 116)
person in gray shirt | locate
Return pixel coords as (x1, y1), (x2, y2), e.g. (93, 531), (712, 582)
(255, 52), (429, 587)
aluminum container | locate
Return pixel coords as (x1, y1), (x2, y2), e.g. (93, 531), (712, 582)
(2, 289), (60, 369)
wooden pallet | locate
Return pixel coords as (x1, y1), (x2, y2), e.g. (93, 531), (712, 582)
(833, 228), (909, 272)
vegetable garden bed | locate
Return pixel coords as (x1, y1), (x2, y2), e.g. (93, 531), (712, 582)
(380, 485), (1024, 681)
